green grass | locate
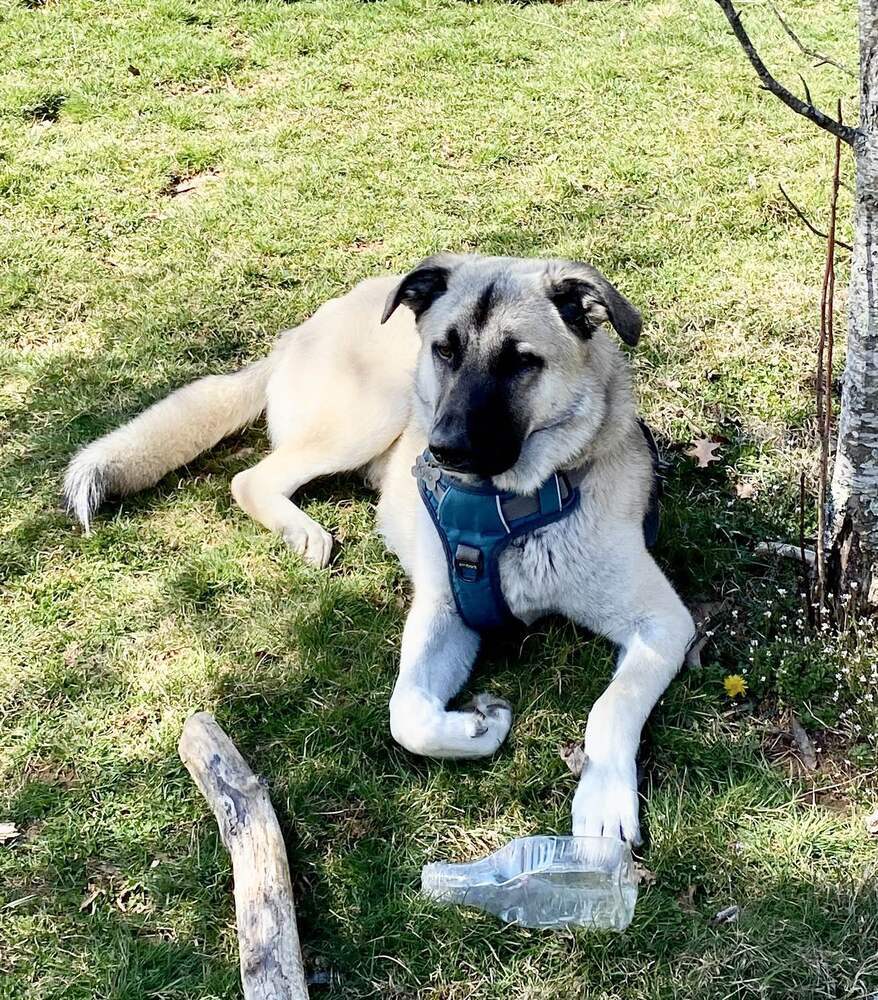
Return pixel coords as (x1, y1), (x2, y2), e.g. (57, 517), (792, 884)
(2, 0), (878, 996)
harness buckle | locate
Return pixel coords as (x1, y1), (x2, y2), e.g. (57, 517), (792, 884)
(454, 543), (483, 580)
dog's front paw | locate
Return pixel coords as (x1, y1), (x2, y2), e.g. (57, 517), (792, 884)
(572, 755), (641, 845)
(461, 693), (513, 747)
(281, 517), (333, 568)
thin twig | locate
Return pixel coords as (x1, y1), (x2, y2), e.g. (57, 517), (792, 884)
(778, 184), (852, 251)
(816, 103), (843, 608)
(797, 73), (814, 110)
(713, 0), (858, 146)
(768, 3), (855, 78)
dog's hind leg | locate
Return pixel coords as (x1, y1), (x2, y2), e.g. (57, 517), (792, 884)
(231, 432), (394, 567)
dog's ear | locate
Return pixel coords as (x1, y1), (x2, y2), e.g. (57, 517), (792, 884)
(380, 254), (461, 324)
(546, 262), (642, 347)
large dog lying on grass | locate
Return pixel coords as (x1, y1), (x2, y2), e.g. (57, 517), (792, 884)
(64, 253), (694, 843)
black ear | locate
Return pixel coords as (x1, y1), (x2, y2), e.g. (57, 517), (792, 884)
(546, 262), (642, 347)
(381, 255), (457, 324)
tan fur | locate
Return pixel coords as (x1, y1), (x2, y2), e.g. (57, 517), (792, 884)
(64, 255), (692, 843)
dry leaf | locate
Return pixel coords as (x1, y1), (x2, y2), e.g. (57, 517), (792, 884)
(691, 600), (728, 629)
(686, 599), (729, 666)
(634, 863), (656, 886)
(710, 904), (739, 925)
(735, 481), (757, 499)
(163, 169), (220, 199)
(686, 438), (722, 468)
(865, 809), (878, 835)
(79, 887), (103, 912)
(0, 822), (20, 844)
(677, 884), (698, 913)
(788, 712), (818, 771)
(559, 740), (587, 777)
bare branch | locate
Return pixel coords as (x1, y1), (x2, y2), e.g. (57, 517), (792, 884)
(768, 3), (855, 78)
(714, 0), (858, 146)
(778, 183), (853, 251)
(797, 73), (813, 110)
(815, 103), (843, 611)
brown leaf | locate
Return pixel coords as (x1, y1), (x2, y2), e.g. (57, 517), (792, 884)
(685, 438), (722, 468)
(559, 740), (587, 777)
(735, 481), (757, 499)
(865, 809), (878, 835)
(634, 863), (656, 886)
(0, 822), (21, 844)
(788, 712), (818, 772)
(162, 169), (220, 199)
(686, 599), (729, 666)
(127, 64), (141, 76)
(79, 887), (103, 912)
(690, 600), (728, 629)
(677, 884), (698, 913)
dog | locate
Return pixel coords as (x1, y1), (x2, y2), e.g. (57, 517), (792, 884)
(64, 253), (694, 843)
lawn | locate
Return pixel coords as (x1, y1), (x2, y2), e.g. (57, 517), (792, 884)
(2, 0), (877, 996)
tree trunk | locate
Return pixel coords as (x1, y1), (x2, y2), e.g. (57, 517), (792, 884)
(827, 1), (878, 608)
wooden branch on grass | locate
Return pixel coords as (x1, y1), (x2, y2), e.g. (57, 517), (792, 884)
(179, 712), (309, 1000)
(756, 540), (816, 565)
(713, 0), (858, 146)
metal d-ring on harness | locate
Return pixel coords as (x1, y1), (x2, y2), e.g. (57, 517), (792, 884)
(413, 420), (662, 634)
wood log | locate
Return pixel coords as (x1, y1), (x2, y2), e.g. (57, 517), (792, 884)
(179, 711), (309, 1000)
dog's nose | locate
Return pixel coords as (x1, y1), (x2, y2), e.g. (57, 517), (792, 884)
(429, 423), (474, 472)
(430, 442), (473, 471)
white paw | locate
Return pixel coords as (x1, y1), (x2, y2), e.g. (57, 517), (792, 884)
(461, 693), (513, 750)
(281, 518), (333, 568)
(389, 691), (513, 759)
(572, 756), (641, 845)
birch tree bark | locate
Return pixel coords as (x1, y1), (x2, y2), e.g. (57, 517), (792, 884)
(827, 4), (878, 608)
(715, 0), (878, 611)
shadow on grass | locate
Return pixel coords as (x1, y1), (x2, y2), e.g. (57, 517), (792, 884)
(3, 292), (850, 997)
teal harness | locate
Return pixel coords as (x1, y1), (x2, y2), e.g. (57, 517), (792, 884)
(413, 423), (661, 633)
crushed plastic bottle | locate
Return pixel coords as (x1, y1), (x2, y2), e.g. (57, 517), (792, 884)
(421, 835), (637, 931)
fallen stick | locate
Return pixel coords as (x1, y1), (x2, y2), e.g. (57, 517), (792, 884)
(179, 711), (309, 1000)
(755, 540), (816, 566)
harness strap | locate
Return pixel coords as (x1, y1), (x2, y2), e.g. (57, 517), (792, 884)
(414, 453), (580, 632)
(413, 421), (662, 634)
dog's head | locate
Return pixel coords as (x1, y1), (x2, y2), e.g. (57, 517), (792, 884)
(381, 254), (641, 491)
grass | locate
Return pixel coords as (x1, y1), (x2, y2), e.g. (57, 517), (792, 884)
(1, 0), (877, 996)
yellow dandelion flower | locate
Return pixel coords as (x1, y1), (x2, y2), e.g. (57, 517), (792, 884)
(723, 674), (748, 698)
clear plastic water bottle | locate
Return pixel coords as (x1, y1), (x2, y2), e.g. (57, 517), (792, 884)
(421, 835), (638, 931)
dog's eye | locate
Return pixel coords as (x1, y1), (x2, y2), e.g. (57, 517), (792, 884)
(433, 342), (454, 362)
(516, 352), (544, 372)
(495, 341), (544, 377)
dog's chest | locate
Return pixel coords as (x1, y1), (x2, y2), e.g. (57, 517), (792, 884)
(498, 510), (594, 624)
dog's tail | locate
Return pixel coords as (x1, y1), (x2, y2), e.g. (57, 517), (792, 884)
(63, 356), (273, 529)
